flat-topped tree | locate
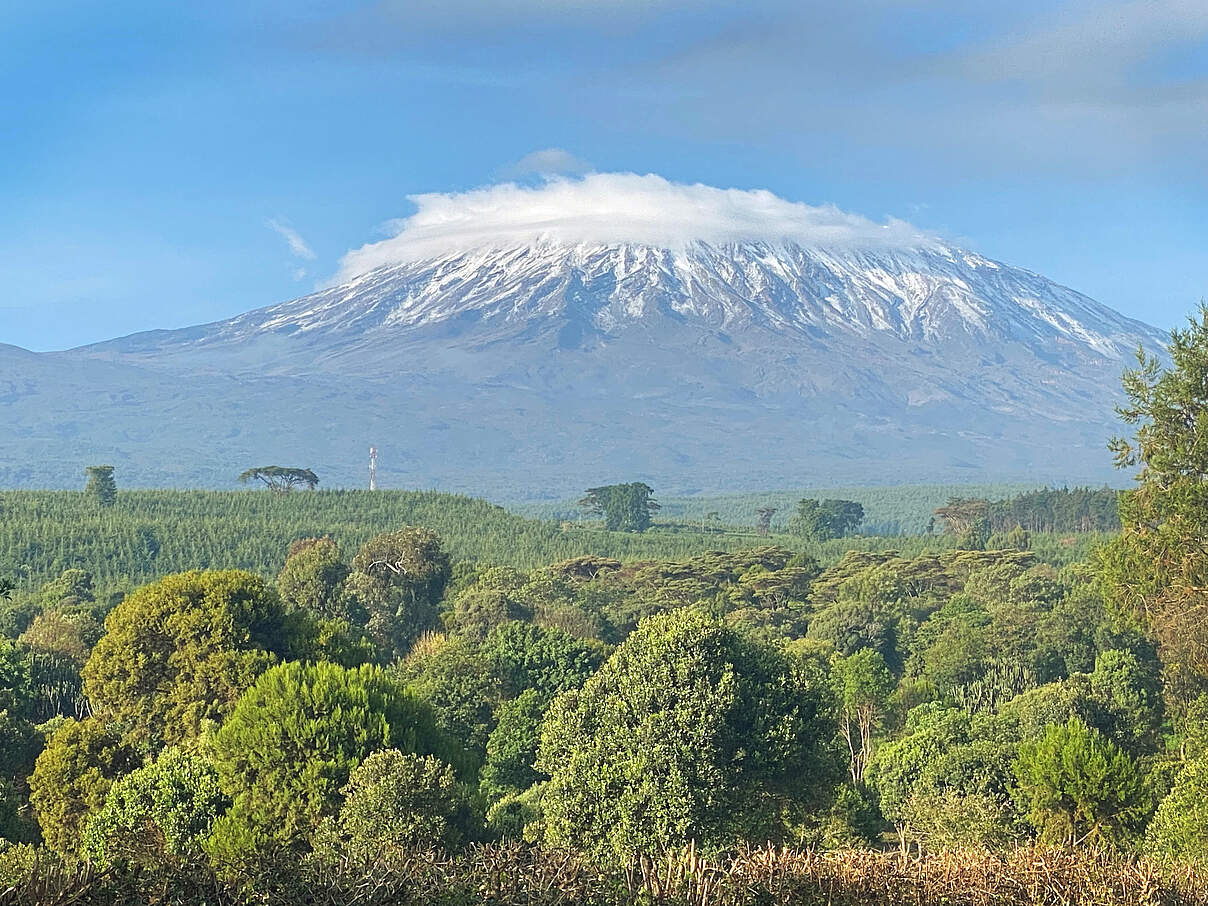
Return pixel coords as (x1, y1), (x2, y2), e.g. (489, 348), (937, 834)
(238, 466), (319, 492)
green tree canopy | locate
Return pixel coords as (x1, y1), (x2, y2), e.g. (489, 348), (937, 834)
(206, 661), (457, 864)
(238, 466), (319, 492)
(82, 748), (227, 869)
(831, 649), (894, 785)
(538, 608), (836, 863)
(791, 499), (864, 542)
(83, 465), (116, 508)
(82, 570), (293, 749)
(346, 528), (452, 659)
(481, 688), (546, 801)
(28, 718), (140, 856)
(337, 749), (472, 859)
(868, 703), (1019, 853)
(276, 537), (352, 621)
(578, 483), (660, 533)
(1102, 307), (1208, 704)
(1013, 717), (1148, 846)
(1146, 757), (1208, 868)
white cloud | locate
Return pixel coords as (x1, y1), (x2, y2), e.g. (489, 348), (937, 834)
(335, 172), (936, 280)
(268, 218), (317, 261)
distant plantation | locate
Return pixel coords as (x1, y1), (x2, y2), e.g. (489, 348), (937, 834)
(0, 488), (1108, 601)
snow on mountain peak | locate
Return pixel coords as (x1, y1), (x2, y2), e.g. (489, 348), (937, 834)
(335, 173), (940, 282)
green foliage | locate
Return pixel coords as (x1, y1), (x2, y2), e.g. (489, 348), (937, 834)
(27, 718), (140, 856)
(20, 608), (102, 723)
(347, 528), (452, 659)
(579, 483), (660, 533)
(1105, 307), (1208, 703)
(1013, 717), (1148, 846)
(82, 570), (292, 749)
(481, 621), (605, 701)
(935, 489), (1119, 537)
(337, 750), (471, 858)
(0, 638), (31, 718)
(238, 466), (319, 492)
(1147, 758), (1208, 867)
(524, 482), (1050, 536)
(82, 748), (227, 869)
(0, 489), (1104, 607)
(397, 636), (499, 765)
(831, 649), (894, 784)
(276, 537), (351, 621)
(791, 499), (865, 542)
(538, 608), (837, 863)
(83, 466), (116, 509)
(206, 661), (454, 864)
(397, 622), (603, 773)
(481, 689), (546, 800)
(869, 704), (1019, 851)
(441, 566), (532, 639)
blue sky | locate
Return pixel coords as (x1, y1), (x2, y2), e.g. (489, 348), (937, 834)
(2, 0), (1206, 351)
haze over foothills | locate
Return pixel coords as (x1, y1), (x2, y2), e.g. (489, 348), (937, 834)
(4, 0), (1207, 354)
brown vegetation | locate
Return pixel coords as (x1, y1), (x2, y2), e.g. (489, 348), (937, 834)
(3, 845), (1206, 906)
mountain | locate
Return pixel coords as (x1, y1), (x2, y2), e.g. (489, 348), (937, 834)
(2, 240), (1166, 495)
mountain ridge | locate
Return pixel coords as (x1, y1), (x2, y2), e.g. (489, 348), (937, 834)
(1, 239), (1166, 494)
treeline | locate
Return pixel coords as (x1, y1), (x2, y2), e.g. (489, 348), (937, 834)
(934, 486), (1121, 536)
(0, 489), (1109, 606)
(989, 486), (1120, 533)
(520, 482), (1043, 536)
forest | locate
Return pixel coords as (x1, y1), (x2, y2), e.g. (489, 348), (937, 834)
(3, 319), (1208, 905)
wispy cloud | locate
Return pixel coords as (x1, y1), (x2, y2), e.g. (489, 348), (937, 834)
(268, 218), (316, 261)
(500, 148), (593, 179)
(335, 172), (936, 280)
(268, 218), (316, 280)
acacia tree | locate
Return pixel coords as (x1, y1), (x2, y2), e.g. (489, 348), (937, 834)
(578, 483), (659, 532)
(83, 465), (116, 508)
(238, 466), (319, 492)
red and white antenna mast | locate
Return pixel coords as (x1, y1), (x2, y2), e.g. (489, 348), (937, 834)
(369, 446), (377, 491)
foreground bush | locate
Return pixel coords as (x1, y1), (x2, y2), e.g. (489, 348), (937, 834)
(206, 661), (458, 866)
(1, 845), (1206, 906)
(538, 609), (837, 863)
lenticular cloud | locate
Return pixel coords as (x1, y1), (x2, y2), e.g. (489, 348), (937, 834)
(336, 172), (936, 281)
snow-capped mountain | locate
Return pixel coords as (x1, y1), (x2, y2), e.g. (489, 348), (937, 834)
(89, 241), (1155, 373)
(1, 237), (1166, 494)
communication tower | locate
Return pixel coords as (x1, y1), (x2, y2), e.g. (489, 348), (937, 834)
(369, 446), (377, 491)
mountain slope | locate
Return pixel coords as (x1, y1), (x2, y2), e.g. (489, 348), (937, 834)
(3, 241), (1165, 494)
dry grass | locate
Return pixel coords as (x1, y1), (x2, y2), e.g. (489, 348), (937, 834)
(2, 844), (1205, 906)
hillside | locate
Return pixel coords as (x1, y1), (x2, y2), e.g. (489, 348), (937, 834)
(0, 181), (1167, 495)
